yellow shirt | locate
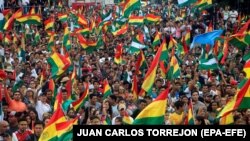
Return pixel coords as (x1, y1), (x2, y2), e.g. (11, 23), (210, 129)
(169, 112), (184, 125)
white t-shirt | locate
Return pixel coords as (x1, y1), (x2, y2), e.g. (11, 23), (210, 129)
(22, 0), (30, 6)
(0, 48), (4, 56)
(229, 10), (238, 23)
(223, 10), (230, 20)
(36, 101), (51, 121)
(5, 57), (14, 65)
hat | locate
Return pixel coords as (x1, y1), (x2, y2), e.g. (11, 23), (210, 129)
(186, 74), (191, 79)
(4, 66), (14, 73)
(230, 80), (238, 85)
(206, 93), (213, 97)
(40, 92), (47, 96)
(9, 111), (16, 116)
(61, 77), (69, 83)
(118, 104), (126, 111)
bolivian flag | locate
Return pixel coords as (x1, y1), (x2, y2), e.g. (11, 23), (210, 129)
(77, 34), (88, 49)
(160, 39), (168, 61)
(16, 14), (42, 25)
(129, 15), (144, 25)
(29, 6), (36, 14)
(133, 87), (169, 125)
(58, 13), (68, 23)
(4, 33), (12, 44)
(123, 0), (141, 18)
(123, 111), (134, 125)
(131, 75), (138, 102)
(114, 43), (123, 64)
(186, 101), (194, 125)
(102, 79), (112, 99)
(152, 31), (161, 47)
(39, 106), (67, 141)
(244, 61), (250, 78)
(217, 79), (250, 119)
(63, 27), (71, 50)
(47, 33), (55, 52)
(44, 18), (54, 30)
(71, 83), (89, 111)
(112, 24), (129, 37)
(144, 14), (161, 24)
(3, 7), (22, 31)
(139, 40), (163, 97)
(47, 52), (71, 79)
(78, 14), (88, 27)
(56, 117), (78, 141)
(74, 28), (90, 36)
(167, 55), (181, 80)
(135, 50), (147, 75)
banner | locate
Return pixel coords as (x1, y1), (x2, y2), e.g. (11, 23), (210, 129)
(73, 125), (250, 140)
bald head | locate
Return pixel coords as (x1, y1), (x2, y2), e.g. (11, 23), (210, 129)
(0, 120), (9, 133)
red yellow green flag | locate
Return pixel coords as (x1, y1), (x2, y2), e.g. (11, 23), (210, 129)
(71, 83), (89, 111)
(114, 43), (123, 64)
(102, 79), (112, 99)
(39, 106), (67, 141)
(244, 61), (250, 78)
(139, 40), (164, 97)
(133, 87), (169, 125)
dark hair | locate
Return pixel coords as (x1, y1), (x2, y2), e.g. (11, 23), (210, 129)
(90, 115), (100, 121)
(109, 95), (117, 101)
(175, 81), (181, 85)
(240, 71), (246, 77)
(34, 120), (45, 127)
(207, 101), (218, 112)
(144, 96), (152, 100)
(115, 117), (123, 124)
(196, 116), (206, 125)
(234, 115), (242, 123)
(61, 88), (68, 93)
(138, 99), (147, 105)
(28, 108), (39, 121)
(18, 118), (27, 123)
(117, 97), (125, 103)
(93, 80), (99, 84)
(102, 100), (112, 116)
(89, 94), (98, 99)
(174, 101), (184, 109)
(191, 91), (199, 96)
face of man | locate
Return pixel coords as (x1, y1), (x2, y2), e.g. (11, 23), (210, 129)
(91, 96), (98, 104)
(62, 92), (68, 100)
(91, 118), (100, 125)
(139, 102), (147, 110)
(0, 121), (9, 133)
(46, 91), (53, 99)
(34, 124), (44, 136)
(13, 92), (21, 101)
(191, 92), (199, 102)
(18, 121), (28, 133)
(202, 86), (209, 93)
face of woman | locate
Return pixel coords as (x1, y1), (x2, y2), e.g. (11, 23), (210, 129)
(29, 111), (36, 119)
(27, 91), (33, 97)
(26, 116), (31, 124)
(197, 107), (206, 117)
(211, 103), (218, 111)
(103, 102), (109, 110)
(44, 119), (50, 126)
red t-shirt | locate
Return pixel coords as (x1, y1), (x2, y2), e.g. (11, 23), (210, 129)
(14, 130), (33, 141)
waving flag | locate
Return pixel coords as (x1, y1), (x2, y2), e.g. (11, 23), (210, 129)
(134, 87), (169, 125)
(190, 30), (224, 49)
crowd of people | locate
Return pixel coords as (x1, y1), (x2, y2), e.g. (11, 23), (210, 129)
(0, 0), (249, 140)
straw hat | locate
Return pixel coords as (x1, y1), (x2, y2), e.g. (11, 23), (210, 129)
(4, 66), (13, 73)
(61, 76), (70, 83)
